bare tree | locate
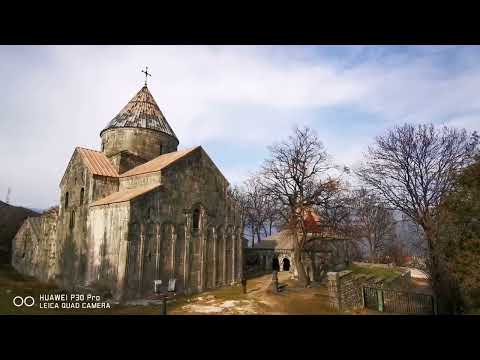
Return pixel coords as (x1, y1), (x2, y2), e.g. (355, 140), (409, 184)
(244, 176), (271, 245)
(312, 185), (362, 264)
(356, 123), (478, 306)
(232, 177), (281, 247)
(260, 196), (281, 239)
(352, 188), (396, 263)
(260, 126), (337, 286)
(228, 185), (249, 241)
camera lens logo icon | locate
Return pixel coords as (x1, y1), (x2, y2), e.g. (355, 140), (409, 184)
(13, 296), (35, 307)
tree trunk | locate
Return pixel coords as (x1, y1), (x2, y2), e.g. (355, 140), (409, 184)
(251, 223), (255, 248)
(368, 239), (375, 263)
(293, 246), (310, 287)
(423, 224), (451, 314)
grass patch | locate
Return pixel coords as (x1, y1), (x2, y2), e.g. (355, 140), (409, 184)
(347, 264), (402, 281)
(0, 265), (340, 315)
(0, 264), (175, 315)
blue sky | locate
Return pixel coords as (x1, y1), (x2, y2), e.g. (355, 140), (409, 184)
(0, 45), (479, 209)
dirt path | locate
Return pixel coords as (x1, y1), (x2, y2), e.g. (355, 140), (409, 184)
(1, 265), (335, 315)
(169, 271), (339, 315)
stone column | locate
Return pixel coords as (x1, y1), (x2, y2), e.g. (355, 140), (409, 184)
(183, 211), (191, 294)
(231, 226), (236, 285)
(117, 239), (130, 301)
(237, 228), (243, 281)
(327, 272), (341, 310)
(171, 225), (176, 278)
(199, 208), (206, 291)
(137, 224), (145, 295)
(155, 223), (161, 280)
(222, 226), (227, 286)
(212, 227), (217, 288)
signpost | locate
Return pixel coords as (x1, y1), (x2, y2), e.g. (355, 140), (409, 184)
(153, 279), (168, 315)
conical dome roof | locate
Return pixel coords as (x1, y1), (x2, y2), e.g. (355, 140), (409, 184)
(101, 86), (178, 141)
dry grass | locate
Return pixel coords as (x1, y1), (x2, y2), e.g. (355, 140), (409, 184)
(1, 265), (341, 315)
(347, 264), (403, 281)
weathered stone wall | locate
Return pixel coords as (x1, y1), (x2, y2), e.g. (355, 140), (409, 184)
(109, 151), (147, 175)
(244, 249), (274, 276)
(122, 147), (242, 298)
(90, 175), (119, 202)
(101, 128), (178, 162)
(56, 150), (118, 288)
(12, 143), (241, 301)
(86, 202), (130, 299)
(328, 270), (374, 310)
(327, 268), (412, 311)
(12, 211), (58, 282)
(119, 172), (161, 191)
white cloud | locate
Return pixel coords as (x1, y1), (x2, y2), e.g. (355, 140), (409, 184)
(1, 45), (479, 208)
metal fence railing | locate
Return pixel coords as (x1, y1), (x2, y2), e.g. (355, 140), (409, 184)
(363, 286), (436, 315)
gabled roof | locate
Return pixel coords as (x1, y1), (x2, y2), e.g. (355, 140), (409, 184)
(253, 229), (295, 250)
(101, 85), (178, 142)
(77, 147), (119, 178)
(90, 183), (162, 207)
(120, 146), (199, 178)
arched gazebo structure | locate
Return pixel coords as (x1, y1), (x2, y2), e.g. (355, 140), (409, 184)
(245, 228), (350, 281)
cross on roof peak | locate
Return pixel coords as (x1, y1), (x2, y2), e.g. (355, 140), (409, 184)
(141, 66), (152, 86)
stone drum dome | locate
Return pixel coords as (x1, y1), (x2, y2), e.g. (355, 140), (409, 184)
(100, 85), (179, 163)
(101, 85), (178, 140)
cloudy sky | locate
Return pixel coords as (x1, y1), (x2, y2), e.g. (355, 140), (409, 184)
(1, 45), (479, 210)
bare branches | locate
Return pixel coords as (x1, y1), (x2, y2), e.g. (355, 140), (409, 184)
(351, 188), (396, 262)
(261, 127), (334, 217)
(234, 175), (281, 247)
(356, 123), (479, 301)
(257, 126), (339, 286)
(357, 124), (478, 225)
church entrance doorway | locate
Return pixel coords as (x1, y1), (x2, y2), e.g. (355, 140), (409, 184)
(282, 257), (290, 271)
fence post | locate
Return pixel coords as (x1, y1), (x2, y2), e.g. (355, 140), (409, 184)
(377, 289), (384, 312)
(362, 286), (366, 308)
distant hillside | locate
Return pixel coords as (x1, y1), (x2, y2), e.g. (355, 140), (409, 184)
(0, 201), (39, 264)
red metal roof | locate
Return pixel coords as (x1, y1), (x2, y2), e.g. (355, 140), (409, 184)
(77, 147), (119, 178)
(120, 146), (199, 178)
(90, 184), (162, 207)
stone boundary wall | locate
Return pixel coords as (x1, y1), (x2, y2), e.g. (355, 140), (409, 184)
(327, 267), (412, 311)
(327, 270), (378, 310)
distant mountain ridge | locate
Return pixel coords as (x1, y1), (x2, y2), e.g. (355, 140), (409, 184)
(28, 207), (45, 213)
(0, 201), (40, 264)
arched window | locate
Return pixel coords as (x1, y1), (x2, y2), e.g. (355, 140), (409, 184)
(64, 192), (69, 210)
(80, 188), (85, 205)
(70, 210), (75, 229)
(192, 208), (200, 231)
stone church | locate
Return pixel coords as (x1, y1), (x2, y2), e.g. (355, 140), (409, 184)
(12, 82), (243, 300)
(244, 209), (349, 281)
